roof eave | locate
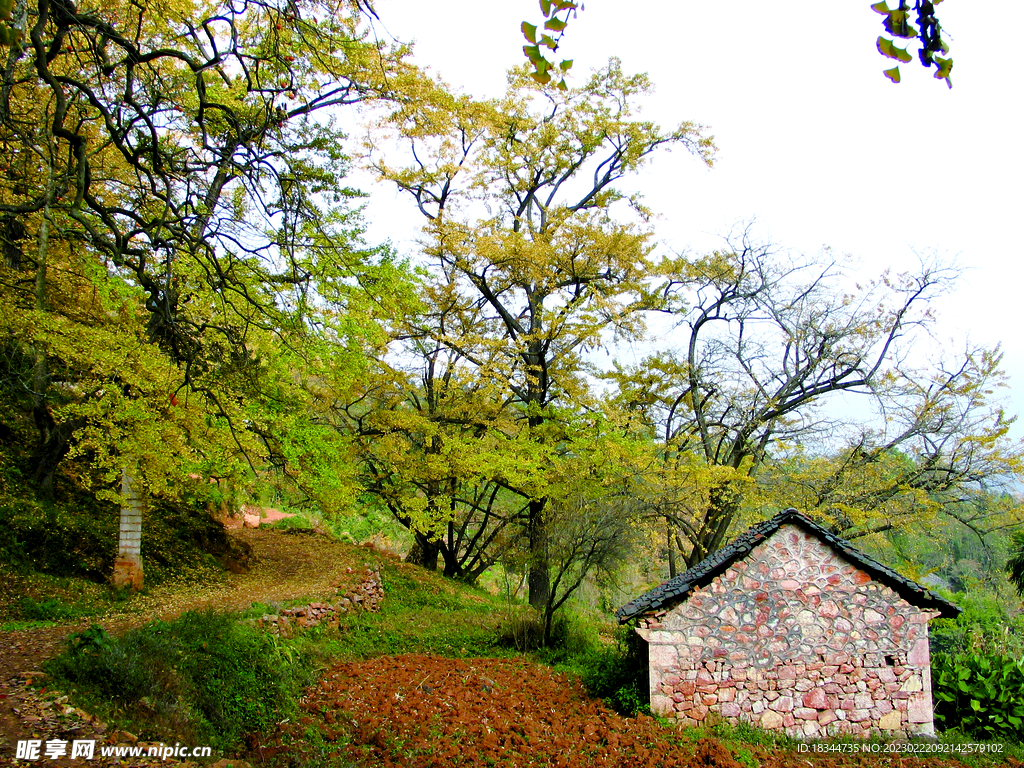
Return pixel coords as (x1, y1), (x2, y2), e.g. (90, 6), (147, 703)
(616, 509), (961, 623)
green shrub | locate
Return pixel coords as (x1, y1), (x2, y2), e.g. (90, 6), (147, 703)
(16, 596), (83, 621)
(549, 611), (603, 658)
(933, 650), (1024, 740)
(47, 611), (310, 748)
(496, 611), (546, 652)
(573, 625), (649, 717)
(66, 624), (114, 655)
(1008, 530), (1024, 597)
(930, 593), (1024, 658)
(709, 717), (794, 749)
(384, 568), (463, 611)
(505, 609), (603, 656)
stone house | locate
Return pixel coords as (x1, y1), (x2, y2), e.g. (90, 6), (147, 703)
(617, 509), (960, 739)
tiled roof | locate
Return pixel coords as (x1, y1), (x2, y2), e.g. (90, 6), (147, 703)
(616, 508), (961, 623)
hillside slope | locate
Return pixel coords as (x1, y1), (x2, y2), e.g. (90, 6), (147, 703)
(0, 527), (391, 765)
(1, 529), (1020, 768)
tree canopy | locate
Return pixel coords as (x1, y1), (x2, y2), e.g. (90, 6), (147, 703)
(0, 0), (420, 584)
(1, 0), (1018, 630)
(520, 0), (954, 88)
(608, 237), (1022, 570)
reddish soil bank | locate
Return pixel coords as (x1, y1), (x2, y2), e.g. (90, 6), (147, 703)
(256, 654), (1016, 768)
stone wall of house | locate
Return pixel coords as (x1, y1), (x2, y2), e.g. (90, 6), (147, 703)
(636, 524), (939, 739)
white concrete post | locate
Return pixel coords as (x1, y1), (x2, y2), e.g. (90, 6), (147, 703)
(112, 466), (144, 590)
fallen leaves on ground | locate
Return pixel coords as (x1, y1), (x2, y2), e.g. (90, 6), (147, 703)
(257, 655), (1013, 768)
(261, 653), (714, 768)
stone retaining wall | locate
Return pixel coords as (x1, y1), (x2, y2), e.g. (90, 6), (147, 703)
(636, 524), (939, 738)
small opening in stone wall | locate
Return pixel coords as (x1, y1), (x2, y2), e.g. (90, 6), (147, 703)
(884, 654), (897, 666)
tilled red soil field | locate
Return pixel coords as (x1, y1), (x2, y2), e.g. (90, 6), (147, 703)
(256, 655), (1017, 768)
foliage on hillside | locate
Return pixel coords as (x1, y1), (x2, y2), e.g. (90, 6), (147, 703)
(933, 651), (1024, 741)
(47, 614), (304, 748)
(11, 527), (1024, 768)
(0, 0), (1020, 644)
(0, 432), (245, 594)
(0, 0), (422, 593)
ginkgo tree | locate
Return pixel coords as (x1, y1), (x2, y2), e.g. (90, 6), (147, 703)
(347, 332), (537, 581)
(0, 0), (419, 587)
(369, 57), (714, 608)
(759, 347), (1022, 533)
(520, 0), (954, 88)
(608, 233), (1024, 569)
(872, 0), (953, 86)
(520, 0), (579, 90)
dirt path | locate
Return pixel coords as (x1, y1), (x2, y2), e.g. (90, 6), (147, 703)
(2, 534), (1019, 768)
(0, 528), (380, 766)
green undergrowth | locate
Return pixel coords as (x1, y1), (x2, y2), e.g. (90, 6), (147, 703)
(933, 650), (1024, 741)
(0, 495), (234, 619)
(42, 558), (521, 754)
(333, 560), (514, 658)
(930, 592), (1024, 658)
(0, 423), (250, 610)
(263, 500), (411, 556)
(0, 565), (140, 625)
(540, 617), (650, 717)
(674, 717), (796, 768)
(46, 611), (323, 753)
(9, 595), (94, 622)
(0, 491), (234, 583)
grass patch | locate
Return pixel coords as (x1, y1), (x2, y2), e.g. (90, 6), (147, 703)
(0, 565), (143, 622)
(265, 502), (411, 558)
(682, 716), (798, 750)
(657, 716), (798, 768)
(333, 561), (512, 658)
(935, 729), (1024, 766)
(14, 595), (90, 621)
(0, 618), (63, 631)
(45, 611), (319, 751)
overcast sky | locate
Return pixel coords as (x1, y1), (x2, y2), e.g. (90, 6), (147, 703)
(352, 0), (1024, 431)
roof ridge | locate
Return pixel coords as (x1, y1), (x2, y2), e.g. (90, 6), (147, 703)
(616, 508), (960, 623)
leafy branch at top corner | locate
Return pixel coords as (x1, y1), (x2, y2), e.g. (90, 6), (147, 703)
(871, 0), (952, 88)
(0, 0), (23, 48)
(521, 0), (580, 90)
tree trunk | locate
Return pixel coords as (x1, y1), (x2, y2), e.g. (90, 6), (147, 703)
(112, 467), (144, 590)
(441, 521), (463, 578)
(667, 520), (677, 578)
(29, 405), (81, 498)
(406, 532), (441, 571)
(27, 161), (67, 498)
(525, 379), (551, 610)
(685, 486), (739, 568)
(542, 602), (556, 647)
(527, 496), (550, 610)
